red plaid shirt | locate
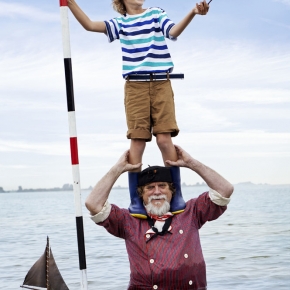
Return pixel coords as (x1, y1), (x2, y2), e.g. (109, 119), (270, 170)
(97, 192), (227, 290)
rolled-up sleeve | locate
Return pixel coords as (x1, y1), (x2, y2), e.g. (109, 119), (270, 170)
(209, 188), (231, 206)
(158, 9), (177, 41)
(104, 19), (120, 42)
(90, 200), (112, 223)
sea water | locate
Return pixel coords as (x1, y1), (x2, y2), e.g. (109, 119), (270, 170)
(0, 185), (289, 289)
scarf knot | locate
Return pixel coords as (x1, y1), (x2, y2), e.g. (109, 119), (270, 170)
(148, 212), (173, 221)
(145, 212), (173, 242)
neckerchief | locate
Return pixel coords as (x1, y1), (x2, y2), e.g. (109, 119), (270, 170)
(146, 212), (173, 242)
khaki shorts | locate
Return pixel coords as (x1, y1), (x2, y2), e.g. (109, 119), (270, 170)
(124, 80), (179, 142)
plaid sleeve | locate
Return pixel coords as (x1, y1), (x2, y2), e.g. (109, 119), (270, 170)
(104, 18), (120, 43)
(158, 8), (177, 41)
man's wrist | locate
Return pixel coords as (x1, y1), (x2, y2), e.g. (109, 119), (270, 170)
(111, 164), (124, 177)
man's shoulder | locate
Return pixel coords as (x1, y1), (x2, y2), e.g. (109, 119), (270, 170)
(185, 192), (209, 204)
(109, 204), (145, 225)
(110, 204), (142, 219)
(183, 191), (211, 211)
(110, 203), (130, 213)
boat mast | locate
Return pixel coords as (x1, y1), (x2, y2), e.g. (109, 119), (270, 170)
(59, 1), (88, 289)
(46, 237), (49, 290)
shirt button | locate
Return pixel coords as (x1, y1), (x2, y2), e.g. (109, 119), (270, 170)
(150, 259), (154, 264)
(184, 253), (188, 258)
(179, 229), (183, 234)
(146, 234), (150, 239)
(189, 280), (193, 285)
(153, 285), (158, 289)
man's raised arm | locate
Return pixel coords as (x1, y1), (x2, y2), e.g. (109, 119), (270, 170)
(166, 145), (234, 198)
(85, 150), (142, 215)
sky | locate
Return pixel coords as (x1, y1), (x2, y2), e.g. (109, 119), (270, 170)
(0, 0), (290, 190)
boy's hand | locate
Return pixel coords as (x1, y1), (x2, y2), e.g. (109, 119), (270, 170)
(193, 0), (210, 15)
(67, 0), (75, 6)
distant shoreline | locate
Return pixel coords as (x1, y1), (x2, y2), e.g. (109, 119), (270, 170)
(1, 182), (289, 193)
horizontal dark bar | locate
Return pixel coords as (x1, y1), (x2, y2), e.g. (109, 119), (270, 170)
(127, 73), (184, 81)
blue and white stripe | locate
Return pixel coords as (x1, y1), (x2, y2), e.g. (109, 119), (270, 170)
(104, 7), (176, 77)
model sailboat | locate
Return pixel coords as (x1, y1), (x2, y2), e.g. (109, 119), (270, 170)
(20, 237), (69, 290)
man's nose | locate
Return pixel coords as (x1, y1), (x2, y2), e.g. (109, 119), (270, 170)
(153, 186), (161, 194)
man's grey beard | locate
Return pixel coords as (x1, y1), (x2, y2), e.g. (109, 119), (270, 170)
(145, 194), (171, 216)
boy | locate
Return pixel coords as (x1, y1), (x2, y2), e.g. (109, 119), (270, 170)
(67, 0), (209, 171)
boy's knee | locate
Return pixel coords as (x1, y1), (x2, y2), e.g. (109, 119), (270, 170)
(131, 139), (146, 151)
(156, 134), (172, 150)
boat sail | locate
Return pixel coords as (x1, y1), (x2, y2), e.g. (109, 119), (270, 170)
(20, 237), (69, 290)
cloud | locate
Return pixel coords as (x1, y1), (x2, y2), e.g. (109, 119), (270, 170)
(0, 164), (32, 169)
(0, 139), (68, 155)
(1, 131), (289, 158)
(0, 1), (59, 22)
(0, 134), (130, 159)
(261, 17), (290, 30)
(274, 0), (290, 6)
(170, 38), (290, 93)
(196, 88), (290, 104)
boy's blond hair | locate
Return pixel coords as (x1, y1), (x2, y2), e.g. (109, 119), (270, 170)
(112, 0), (126, 15)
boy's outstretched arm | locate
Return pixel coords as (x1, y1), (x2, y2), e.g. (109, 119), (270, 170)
(68, 0), (106, 33)
(170, 0), (209, 38)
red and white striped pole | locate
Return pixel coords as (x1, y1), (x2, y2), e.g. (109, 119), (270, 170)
(59, 1), (88, 289)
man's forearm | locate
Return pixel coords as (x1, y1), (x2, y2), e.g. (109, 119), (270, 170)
(187, 159), (234, 198)
(170, 9), (196, 38)
(85, 165), (123, 215)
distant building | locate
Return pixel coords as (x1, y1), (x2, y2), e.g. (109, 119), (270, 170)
(62, 184), (73, 191)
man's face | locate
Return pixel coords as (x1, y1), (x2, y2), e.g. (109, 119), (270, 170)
(142, 182), (173, 208)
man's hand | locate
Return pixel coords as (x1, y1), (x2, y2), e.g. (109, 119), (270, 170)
(85, 150), (142, 215)
(115, 150), (142, 174)
(165, 145), (195, 168)
(166, 145), (234, 198)
(193, 0), (210, 15)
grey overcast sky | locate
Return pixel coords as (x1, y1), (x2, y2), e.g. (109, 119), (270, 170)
(0, 0), (290, 190)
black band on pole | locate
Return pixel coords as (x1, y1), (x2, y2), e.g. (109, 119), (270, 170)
(76, 216), (87, 270)
(64, 58), (75, 112)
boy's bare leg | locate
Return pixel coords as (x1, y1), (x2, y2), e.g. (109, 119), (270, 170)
(129, 139), (146, 172)
(156, 133), (178, 166)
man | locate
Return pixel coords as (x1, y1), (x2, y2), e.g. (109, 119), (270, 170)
(85, 145), (234, 290)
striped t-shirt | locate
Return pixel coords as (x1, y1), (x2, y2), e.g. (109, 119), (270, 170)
(104, 7), (176, 78)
